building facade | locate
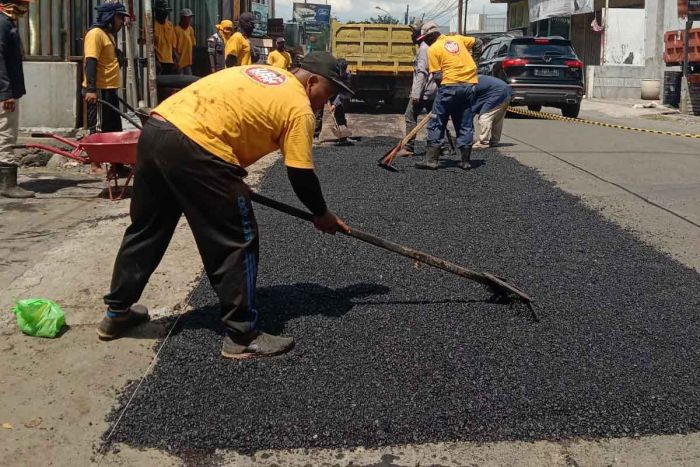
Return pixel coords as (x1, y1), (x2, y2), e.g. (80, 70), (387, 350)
(492, 0), (687, 98)
(19, 0), (276, 130)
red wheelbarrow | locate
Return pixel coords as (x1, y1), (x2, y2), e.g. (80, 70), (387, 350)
(23, 99), (143, 200)
(26, 130), (140, 200)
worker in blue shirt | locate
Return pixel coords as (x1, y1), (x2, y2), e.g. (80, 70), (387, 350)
(472, 75), (512, 148)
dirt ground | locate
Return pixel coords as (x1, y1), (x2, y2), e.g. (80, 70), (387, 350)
(0, 155), (277, 467)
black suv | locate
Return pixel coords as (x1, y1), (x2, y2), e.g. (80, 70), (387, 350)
(477, 36), (584, 118)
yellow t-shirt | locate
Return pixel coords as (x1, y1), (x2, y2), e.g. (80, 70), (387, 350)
(225, 32), (252, 66)
(174, 25), (196, 68)
(154, 20), (176, 64)
(267, 50), (292, 70)
(154, 66), (315, 169)
(428, 35), (478, 85)
(82, 28), (120, 89)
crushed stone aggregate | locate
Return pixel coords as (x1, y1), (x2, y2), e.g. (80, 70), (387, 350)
(106, 137), (700, 454)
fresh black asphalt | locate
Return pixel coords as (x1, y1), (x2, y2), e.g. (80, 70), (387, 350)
(106, 136), (700, 454)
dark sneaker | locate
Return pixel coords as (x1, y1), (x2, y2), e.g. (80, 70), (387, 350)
(96, 305), (150, 341)
(221, 331), (295, 360)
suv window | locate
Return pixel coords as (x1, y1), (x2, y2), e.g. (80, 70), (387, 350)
(509, 41), (576, 58)
(481, 42), (498, 60)
(497, 43), (509, 57)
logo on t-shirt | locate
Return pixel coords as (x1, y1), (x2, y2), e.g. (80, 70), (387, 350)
(444, 41), (460, 55)
(244, 66), (288, 86)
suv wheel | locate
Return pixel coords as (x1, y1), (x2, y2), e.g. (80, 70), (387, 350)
(562, 103), (581, 118)
(527, 105), (542, 112)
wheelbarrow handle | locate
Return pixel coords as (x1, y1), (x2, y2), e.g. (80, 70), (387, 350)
(96, 98), (144, 130)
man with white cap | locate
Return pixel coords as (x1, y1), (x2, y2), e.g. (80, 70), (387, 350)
(414, 21), (482, 171)
(174, 8), (196, 76)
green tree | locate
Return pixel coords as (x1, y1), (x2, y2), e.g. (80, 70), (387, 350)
(368, 14), (399, 24)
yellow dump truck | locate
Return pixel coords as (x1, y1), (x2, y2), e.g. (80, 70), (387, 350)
(332, 22), (416, 109)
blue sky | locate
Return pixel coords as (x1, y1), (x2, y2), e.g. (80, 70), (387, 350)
(275, 0), (506, 25)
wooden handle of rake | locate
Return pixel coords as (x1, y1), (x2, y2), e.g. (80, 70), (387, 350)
(250, 192), (536, 315)
(383, 112), (433, 166)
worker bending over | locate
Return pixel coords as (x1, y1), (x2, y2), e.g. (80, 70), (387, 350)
(208, 20), (233, 73)
(472, 75), (512, 149)
(98, 53), (353, 362)
(415, 22), (482, 170)
(225, 13), (254, 67)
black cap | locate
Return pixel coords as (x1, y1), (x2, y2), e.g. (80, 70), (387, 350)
(300, 52), (355, 96)
(154, 0), (172, 11)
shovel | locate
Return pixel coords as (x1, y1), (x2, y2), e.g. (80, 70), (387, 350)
(328, 103), (352, 140)
(251, 192), (538, 321)
(378, 112), (433, 172)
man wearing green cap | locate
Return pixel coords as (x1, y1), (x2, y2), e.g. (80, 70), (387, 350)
(98, 53), (354, 361)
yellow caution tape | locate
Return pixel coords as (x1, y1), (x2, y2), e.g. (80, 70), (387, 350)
(506, 106), (700, 140)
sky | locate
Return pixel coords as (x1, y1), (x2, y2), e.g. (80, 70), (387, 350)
(275, 0), (506, 25)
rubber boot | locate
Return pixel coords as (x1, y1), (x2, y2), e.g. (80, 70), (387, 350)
(460, 147), (473, 171)
(0, 164), (35, 198)
(415, 146), (440, 170)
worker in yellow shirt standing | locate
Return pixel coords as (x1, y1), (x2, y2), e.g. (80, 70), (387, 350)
(174, 8), (196, 75)
(82, 2), (129, 174)
(153, 0), (178, 74)
(98, 52), (354, 362)
(267, 37), (292, 70)
(225, 12), (254, 67)
(207, 20), (233, 73)
(415, 21), (482, 171)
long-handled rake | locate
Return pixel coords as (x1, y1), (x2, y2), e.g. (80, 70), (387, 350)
(251, 193), (538, 321)
(378, 112), (433, 172)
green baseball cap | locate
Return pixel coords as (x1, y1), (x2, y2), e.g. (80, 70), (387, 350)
(300, 52), (355, 96)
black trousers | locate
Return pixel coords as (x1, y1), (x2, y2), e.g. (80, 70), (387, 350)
(314, 101), (347, 138)
(104, 118), (260, 336)
(85, 89), (123, 134)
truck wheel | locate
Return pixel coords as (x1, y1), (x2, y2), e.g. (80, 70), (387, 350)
(527, 105), (542, 112)
(561, 103), (581, 119)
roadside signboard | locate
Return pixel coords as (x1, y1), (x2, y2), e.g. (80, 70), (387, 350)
(292, 3), (332, 52)
(252, 2), (269, 37)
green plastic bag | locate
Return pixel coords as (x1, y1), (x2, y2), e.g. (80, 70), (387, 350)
(12, 299), (66, 338)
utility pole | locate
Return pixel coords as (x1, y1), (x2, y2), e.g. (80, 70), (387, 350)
(463, 0), (469, 34)
(458, 0), (463, 34)
(405, 4), (409, 25)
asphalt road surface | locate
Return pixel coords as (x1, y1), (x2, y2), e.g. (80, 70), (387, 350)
(105, 113), (700, 460)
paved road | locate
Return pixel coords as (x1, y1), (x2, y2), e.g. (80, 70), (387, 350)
(102, 112), (700, 466)
(500, 114), (700, 271)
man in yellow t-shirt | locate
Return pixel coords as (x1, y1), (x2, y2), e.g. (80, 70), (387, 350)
(82, 2), (129, 174)
(267, 37), (292, 70)
(153, 0), (178, 74)
(415, 21), (483, 171)
(225, 12), (254, 67)
(99, 52), (354, 362)
(174, 8), (196, 75)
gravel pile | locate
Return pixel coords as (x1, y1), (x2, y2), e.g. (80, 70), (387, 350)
(106, 138), (700, 454)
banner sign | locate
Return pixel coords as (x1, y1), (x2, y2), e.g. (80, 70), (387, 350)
(293, 3), (332, 51)
(690, 0), (700, 19)
(252, 2), (269, 37)
(528, 0), (593, 23)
